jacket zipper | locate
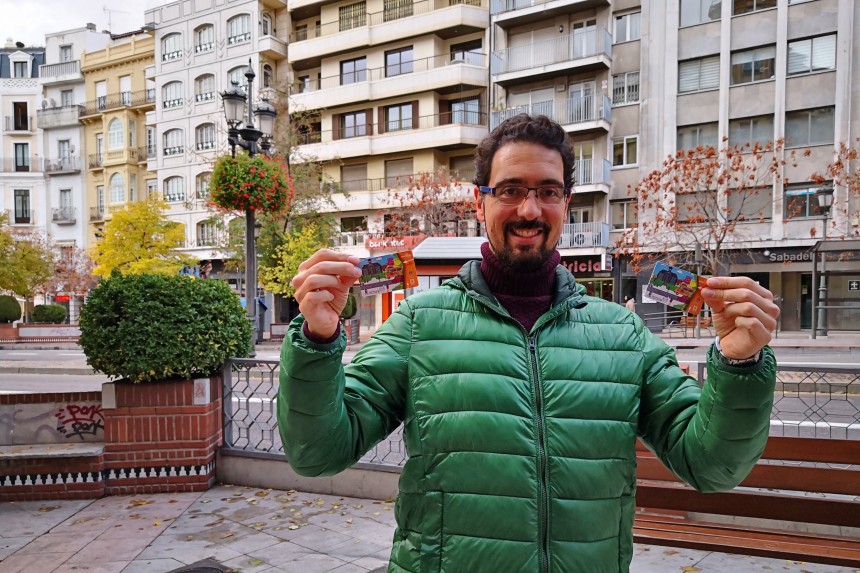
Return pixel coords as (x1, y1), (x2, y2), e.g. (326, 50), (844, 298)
(528, 335), (550, 573)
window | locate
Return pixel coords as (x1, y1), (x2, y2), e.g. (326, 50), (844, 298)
(450, 40), (482, 65)
(163, 81), (183, 109)
(339, 2), (366, 31)
(676, 191), (717, 223)
(679, 56), (719, 93)
(147, 179), (158, 198)
(58, 140), (71, 165)
(613, 136), (638, 166)
(61, 89), (73, 106)
(196, 123), (216, 150)
(196, 172), (211, 199)
(14, 190), (30, 224)
(13, 61), (27, 78)
(340, 111), (367, 138)
(12, 102), (28, 130)
(262, 64), (274, 88)
(195, 74), (215, 102)
(227, 15), (251, 44)
(162, 33), (182, 61)
(386, 103), (413, 132)
(109, 173), (126, 203)
(197, 222), (217, 246)
(108, 119), (124, 150)
(681, 0), (721, 26)
(385, 46), (414, 77)
(340, 215), (366, 232)
(450, 155), (476, 182)
(195, 24), (214, 53)
(96, 80), (107, 110)
(147, 127), (156, 157)
(128, 120), (136, 148)
(163, 129), (184, 156)
(385, 157), (414, 187)
(728, 186), (772, 221)
(14, 143), (29, 172)
(340, 57), (367, 85)
(788, 35), (836, 75)
(262, 13), (273, 36)
(119, 75), (132, 105)
(677, 122), (719, 150)
(614, 12), (641, 43)
(785, 107), (835, 147)
(450, 97), (480, 124)
(612, 72), (640, 105)
(130, 174), (137, 202)
(59, 44), (73, 62)
(785, 183), (830, 219)
(733, 0), (775, 15)
(730, 46), (775, 85)
(611, 200), (638, 229)
(228, 67), (249, 90)
(164, 176), (185, 202)
(297, 75), (312, 93)
(383, 0), (413, 22)
(341, 164), (368, 192)
(728, 114), (774, 146)
(60, 189), (73, 209)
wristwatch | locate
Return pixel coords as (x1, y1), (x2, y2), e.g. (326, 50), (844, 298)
(714, 336), (762, 367)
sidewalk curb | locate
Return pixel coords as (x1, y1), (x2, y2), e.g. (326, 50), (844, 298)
(0, 366), (100, 375)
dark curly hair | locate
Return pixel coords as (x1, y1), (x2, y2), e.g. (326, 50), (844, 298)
(473, 114), (575, 190)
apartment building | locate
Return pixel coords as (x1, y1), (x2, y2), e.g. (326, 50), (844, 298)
(80, 31), (156, 246)
(0, 42), (45, 237)
(143, 0), (289, 277)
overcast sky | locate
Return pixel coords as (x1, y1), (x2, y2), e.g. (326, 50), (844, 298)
(4, 0), (165, 48)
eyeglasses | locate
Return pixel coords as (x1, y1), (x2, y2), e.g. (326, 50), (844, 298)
(478, 185), (570, 206)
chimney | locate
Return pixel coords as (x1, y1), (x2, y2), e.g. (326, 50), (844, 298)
(87, 23), (96, 31)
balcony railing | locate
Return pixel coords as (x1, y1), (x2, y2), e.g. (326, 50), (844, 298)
(52, 207), (77, 224)
(36, 104), (83, 129)
(290, 52), (487, 93)
(491, 94), (612, 130)
(195, 92), (216, 102)
(327, 171), (475, 194)
(558, 222), (611, 248)
(45, 157), (81, 174)
(290, 0), (484, 42)
(39, 60), (81, 79)
(81, 89), (156, 115)
(296, 111), (487, 144)
(88, 154), (104, 169)
(0, 157), (39, 173)
(491, 28), (612, 75)
(574, 158), (612, 186)
(163, 145), (185, 157)
(5, 116), (33, 131)
(89, 207), (105, 221)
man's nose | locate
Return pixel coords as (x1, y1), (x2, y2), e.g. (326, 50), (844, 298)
(517, 192), (542, 219)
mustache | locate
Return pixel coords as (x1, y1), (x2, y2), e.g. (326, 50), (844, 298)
(504, 220), (550, 234)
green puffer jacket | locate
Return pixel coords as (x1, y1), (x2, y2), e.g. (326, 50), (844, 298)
(278, 261), (777, 573)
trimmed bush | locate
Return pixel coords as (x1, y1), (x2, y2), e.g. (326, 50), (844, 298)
(0, 295), (21, 323)
(32, 304), (68, 324)
(79, 273), (252, 383)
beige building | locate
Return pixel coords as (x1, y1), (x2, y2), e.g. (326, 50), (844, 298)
(80, 31), (156, 247)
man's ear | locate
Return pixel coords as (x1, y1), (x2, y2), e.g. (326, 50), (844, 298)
(474, 186), (485, 222)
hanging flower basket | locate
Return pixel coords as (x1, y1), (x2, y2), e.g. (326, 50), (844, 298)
(210, 153), (293, 214)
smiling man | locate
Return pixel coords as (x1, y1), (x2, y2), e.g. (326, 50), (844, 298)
(278, 114), (780, 572)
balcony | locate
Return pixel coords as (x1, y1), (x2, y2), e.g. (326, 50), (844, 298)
(491, 0), (609, 28)
(80, 89), (156, 116)
(0, 157), (40, 173)
(297, 111), (488, 160)
(88, 154), (104, 169)
(491, 94), (611, 134)
(291, 53), (487, 110)
(4, 115), (33, 132)
(163, 146), (185, 157)
(557, 222), (611, 249)
(573, 158), (611, 194)
(258, 35), (287, 61)
(289, 0), (487, 67)
(52, 207), (77, 225)
(491, 28), (611, 86)
(38, 60), (82, 84)
(89, 207), (105, 222)
(36, 105), (83, 129)
(45, 157), (82, 175)
(104, 147), (139, 166)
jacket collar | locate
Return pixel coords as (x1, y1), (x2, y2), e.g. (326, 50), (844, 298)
(452, 260), (587, 309)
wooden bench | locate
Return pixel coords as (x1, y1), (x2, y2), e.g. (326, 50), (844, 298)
(633, 436), (860, 567)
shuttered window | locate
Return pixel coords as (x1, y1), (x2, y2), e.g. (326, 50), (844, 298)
(788, 34), (836, 75)
(679, 55), (720, 93)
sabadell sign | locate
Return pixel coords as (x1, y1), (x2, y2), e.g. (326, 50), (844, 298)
(768, 251), (813, 262)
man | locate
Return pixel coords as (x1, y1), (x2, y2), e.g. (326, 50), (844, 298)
(278, 114), (779, 572)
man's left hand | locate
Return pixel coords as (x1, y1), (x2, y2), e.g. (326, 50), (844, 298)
(701, 277), (780, 360)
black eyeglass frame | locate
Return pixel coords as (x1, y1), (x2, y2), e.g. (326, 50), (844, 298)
(477, 185), (572, 204)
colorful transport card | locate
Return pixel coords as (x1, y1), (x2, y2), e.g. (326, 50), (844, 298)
(357, 251), (419, 296)
(645, 262), (707, 316)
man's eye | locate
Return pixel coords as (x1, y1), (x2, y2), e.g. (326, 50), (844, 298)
(539, 188), (563, 199)
(498, 187), (523, 197)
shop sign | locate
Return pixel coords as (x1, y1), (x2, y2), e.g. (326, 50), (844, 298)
(767, 250), (813, 263)
(365, 235), (426, 252)
(561, 255), (609, 274)
(849, 280), (860, 291)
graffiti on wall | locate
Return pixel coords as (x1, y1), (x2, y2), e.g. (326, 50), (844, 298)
(55, 404), (104, 440)
(0, 402), (104, 445)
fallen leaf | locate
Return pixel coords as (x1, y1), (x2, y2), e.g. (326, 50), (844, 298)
(681, 567), (701, 572)
(255, 491), (269, 497)
(373, 512), (381, 516)
(354, 504), (364, 509)
(153, 520), (161, 526)
(663, 550), (678, 556)
(288, 525), (300, 530)
(186, 535), (194, 541)
(221, 533), (234, 539)
(249, 559), (264, 566)
(253, 522), (266, 528)
(38, 506), (59, 513)
(128, 499), (152, 507)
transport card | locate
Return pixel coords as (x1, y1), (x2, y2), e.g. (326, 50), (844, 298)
(357, 251), (419, 296)
(645, 262), (706, 316)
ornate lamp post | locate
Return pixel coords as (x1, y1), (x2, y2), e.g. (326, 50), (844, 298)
(694, 241), (703, 338)
(815, 187), (834, 337)
(220, 58), (277, 345)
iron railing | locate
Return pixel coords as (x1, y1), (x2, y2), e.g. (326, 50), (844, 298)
(223, 358), (860, 471)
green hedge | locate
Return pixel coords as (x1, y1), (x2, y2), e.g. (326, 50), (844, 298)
(32, 304), (68, 324)
(79, 273), (252, 383)
(0, 295), (20, 323)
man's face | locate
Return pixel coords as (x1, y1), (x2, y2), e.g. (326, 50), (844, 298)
(475, 142), (570, 272)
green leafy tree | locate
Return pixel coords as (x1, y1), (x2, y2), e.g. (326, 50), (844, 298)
(259, 220), (330, 297)
(0, 219), (53, 321)
(90, 197), (196, 278)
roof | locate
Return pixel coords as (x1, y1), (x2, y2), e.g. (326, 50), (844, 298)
(412, 237), (487, 260)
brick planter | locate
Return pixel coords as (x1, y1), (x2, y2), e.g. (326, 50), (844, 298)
(0, 323), (18, 341)
(101, 376), (222, 495)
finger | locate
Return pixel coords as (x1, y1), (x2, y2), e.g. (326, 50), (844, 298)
(718, 302), (778, 333)
(703, 276), (774, 302)
(733, 316), (773, 345)
(701, 284), (779, 318)
(294, 274), (351, 302)
(292, 261), (361, 291)
(297, 249), (360, 273)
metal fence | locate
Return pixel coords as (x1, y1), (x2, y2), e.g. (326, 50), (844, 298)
(223, 358), (860, 470)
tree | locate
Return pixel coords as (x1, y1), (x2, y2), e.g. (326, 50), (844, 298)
(617, 140), (797, 274)
(44, 246), (99, 298)
(90, 197), (196, 278)
(810, 139), (860, 239)
(0, 216), (53, 322)
(259, 220), (331, 296)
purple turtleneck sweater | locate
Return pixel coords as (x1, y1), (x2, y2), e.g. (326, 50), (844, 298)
(479, 242), (559, 332)
(304, 242), (560, 342)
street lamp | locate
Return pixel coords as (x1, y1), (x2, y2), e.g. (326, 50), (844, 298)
(815, 187), (834, 337)
(694, 241), (703, 338)
(220, 58), (278, 347)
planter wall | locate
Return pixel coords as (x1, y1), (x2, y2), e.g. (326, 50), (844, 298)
(0, 323), (17, 341)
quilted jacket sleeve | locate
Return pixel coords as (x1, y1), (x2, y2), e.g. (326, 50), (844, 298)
(636, 321), (777, 493)
(277, 308), (412, 477)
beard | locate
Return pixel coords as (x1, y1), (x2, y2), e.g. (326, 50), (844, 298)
(492, 220), (556, 273)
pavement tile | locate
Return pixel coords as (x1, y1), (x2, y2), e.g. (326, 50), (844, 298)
(0, 551), (74, 573)
(629, 543), (708, 572)
(288, 527), (355, 553)
(693, 550), (857, 572)
(269, 551), (351, 573)
(350, 548), (391, 571)
(325, 538), (390, 562)
(52, 561), (130, 573)
(135, 532), (244, 565)
(119, 558), (185, 573)
(0, 537), (33, 561)
(14, 532), (92, 555)
(66, 534), (153, 565)
(0, 500), (94, 538)
(221, 554), (279, 573)
(328, 563), (372, 572)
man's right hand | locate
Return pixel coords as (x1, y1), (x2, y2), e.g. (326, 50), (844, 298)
(291, 249), (362, 339)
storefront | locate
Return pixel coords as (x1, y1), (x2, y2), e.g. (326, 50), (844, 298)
(561, 254), (614, 301)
